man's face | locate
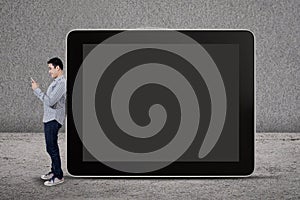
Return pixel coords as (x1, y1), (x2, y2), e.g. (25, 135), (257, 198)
(48, 63), (59, 79)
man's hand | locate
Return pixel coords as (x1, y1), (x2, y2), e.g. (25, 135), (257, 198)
(31, 78), (39, 90)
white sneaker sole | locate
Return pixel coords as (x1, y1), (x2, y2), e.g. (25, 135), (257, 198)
(44, 178), (64, 186)
(41, 174), (54, 180)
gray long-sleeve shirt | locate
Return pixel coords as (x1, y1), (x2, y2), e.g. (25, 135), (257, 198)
(33, 75), (66, 125)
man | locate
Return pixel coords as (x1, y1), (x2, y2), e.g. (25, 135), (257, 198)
(31, 57), (66, 186)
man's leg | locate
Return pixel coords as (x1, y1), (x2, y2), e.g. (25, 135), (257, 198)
(44, 120), (63, 179)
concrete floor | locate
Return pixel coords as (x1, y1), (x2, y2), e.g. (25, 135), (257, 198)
(0, 133), (299, 199)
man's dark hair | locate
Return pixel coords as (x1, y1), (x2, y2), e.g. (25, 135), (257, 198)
(47, 57), (63, 70)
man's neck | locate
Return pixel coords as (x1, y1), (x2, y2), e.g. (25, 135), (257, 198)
(55, 72), (64, 79)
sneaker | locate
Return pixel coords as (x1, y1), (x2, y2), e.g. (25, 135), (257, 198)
(44, 176), (64, 186)
(41, 172), (54, 180)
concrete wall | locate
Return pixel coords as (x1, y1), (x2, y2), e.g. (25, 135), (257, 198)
(0, 0), (299, 132)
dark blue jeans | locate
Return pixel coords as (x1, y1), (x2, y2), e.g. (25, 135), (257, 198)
(44, 120), (63, 179)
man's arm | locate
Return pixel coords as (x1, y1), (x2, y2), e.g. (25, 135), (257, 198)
(32, 79), (65, 107)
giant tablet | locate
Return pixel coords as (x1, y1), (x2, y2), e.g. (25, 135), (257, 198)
(67, 30), (255, 177)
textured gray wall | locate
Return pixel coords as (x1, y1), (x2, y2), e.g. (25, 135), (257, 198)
(0, 0), (299, 132)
